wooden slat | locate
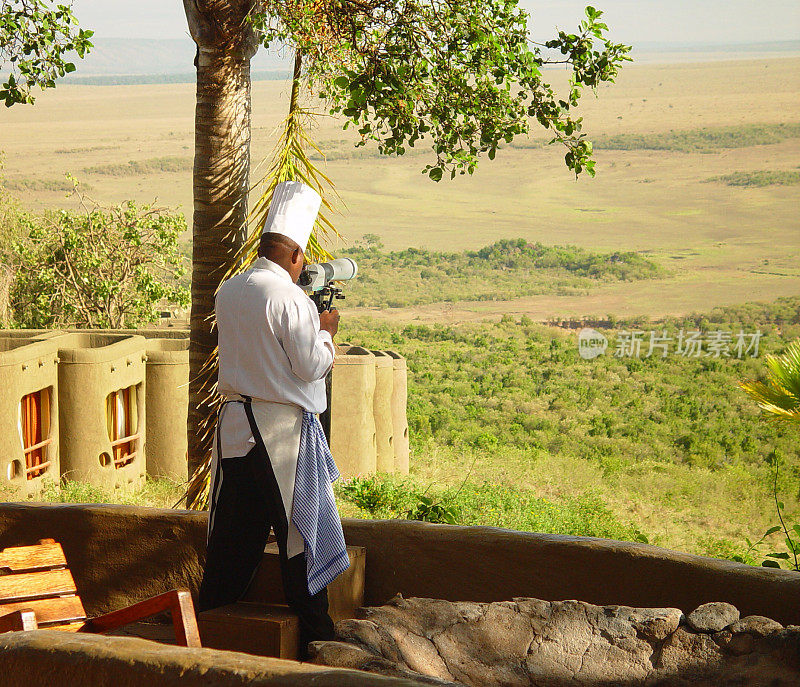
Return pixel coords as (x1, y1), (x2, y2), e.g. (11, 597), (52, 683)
(0, 569), (77, 603)
(22, 437), (52, 455)
(25, 461), (51, 476)
(171, 590), (202, 648)
(0, 596), (86, 626)
(110, 433), (140, 448)
(0, 543), (67, 572)
(113, 452), (136, 467)
(48, 621), (88, 633)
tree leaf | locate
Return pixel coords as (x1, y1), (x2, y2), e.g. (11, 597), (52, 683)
(428, 167), (443, 182)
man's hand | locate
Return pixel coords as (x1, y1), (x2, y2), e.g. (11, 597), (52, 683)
(319, 308), (340, 338)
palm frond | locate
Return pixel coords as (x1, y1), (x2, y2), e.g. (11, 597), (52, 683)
(740, 340), (800, 425)
(184, 50), (342, 510)
(765, 340), (800, 401)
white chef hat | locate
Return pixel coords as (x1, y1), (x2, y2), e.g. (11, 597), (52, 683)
(261, 180), (321, 252)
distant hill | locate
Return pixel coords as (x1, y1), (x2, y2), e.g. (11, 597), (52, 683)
(631, 39), (800, 63)
(4, 37), (796, 86)
(59, 37), (291, 82)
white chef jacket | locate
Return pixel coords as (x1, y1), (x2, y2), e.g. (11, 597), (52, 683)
(216, 256), (334, 422)
(211, 257), (335, 557)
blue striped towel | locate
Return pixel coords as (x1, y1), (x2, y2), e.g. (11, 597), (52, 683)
(291, 412), (350, 595)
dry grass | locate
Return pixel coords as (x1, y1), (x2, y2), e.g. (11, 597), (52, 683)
(402, 443), (781, 558)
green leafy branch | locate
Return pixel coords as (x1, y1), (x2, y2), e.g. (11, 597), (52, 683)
(0, 0), (93, 106)
(757, 452), (799, 571)
(249, 2), (631, 181)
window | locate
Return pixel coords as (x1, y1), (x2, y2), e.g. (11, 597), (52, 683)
(18, 388), (52, 480)
(106, 385), (139, 469)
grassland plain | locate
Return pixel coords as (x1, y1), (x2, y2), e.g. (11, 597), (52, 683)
(2, 57), (798, 321)
(1, 55), (799, 566)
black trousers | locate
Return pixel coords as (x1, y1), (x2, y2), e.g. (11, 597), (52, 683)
(198, 440), (335, 659)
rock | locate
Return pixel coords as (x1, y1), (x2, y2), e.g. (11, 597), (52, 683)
(308, 639), (463, 686)
(657, 627), (725, 674)
(567, 603), (654, 683)
(726, 632), (755, 656)
(626, 606), (683, 641)
(713, 630), (755, 656)
(428, 600), (534, 686)
(312, 596), (798, 687)
(686, 602), (740, 633)
(728, 615), (783, 636)
(308, 639), (378, 670)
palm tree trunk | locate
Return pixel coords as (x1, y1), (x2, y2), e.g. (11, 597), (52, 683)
(183, 1), (257, 487)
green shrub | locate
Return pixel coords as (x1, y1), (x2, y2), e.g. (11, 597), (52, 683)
(34, 477), (183, 508)
(341, 238), (664, 309)
(4, 176), (92, 192)
(705, 169), (800, 187)
(9, 188), (188, 328)
(337, 476), (408, 514)
(341, 301), (800, 476)
(83, 156), (192, 176)
(592, 123), (800, 153)
(336, 475), (647, 542)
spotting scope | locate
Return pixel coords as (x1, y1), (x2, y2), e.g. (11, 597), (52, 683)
(298, 257), (358, 313)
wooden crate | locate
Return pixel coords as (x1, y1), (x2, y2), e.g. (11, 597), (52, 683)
(243, 544), (366, 622)
(197, 602), (298, 659)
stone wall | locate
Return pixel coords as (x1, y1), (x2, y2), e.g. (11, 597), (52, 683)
(311, 596), (800, 686)
(0, 504), (796, 626)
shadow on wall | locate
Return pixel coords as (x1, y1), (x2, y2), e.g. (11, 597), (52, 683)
(0, 503), (206, 615)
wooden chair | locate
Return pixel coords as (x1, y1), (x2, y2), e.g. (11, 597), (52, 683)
(0, 539), (201, 647)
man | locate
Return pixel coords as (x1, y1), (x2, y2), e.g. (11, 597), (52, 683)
(199, 180), (349, 659)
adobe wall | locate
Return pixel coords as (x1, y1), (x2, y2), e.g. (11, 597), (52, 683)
(342, 519), (800, 626)
(0, 631), (427, 687)
(0, 329), (409, 483)
(0, 338), (61, 496)
(144, 338), (189, 481)
(328, 346), (377, 477)
(0, 504), (796, 626)
(0, 503), (206, 615)
(53, 333), (148, 491)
